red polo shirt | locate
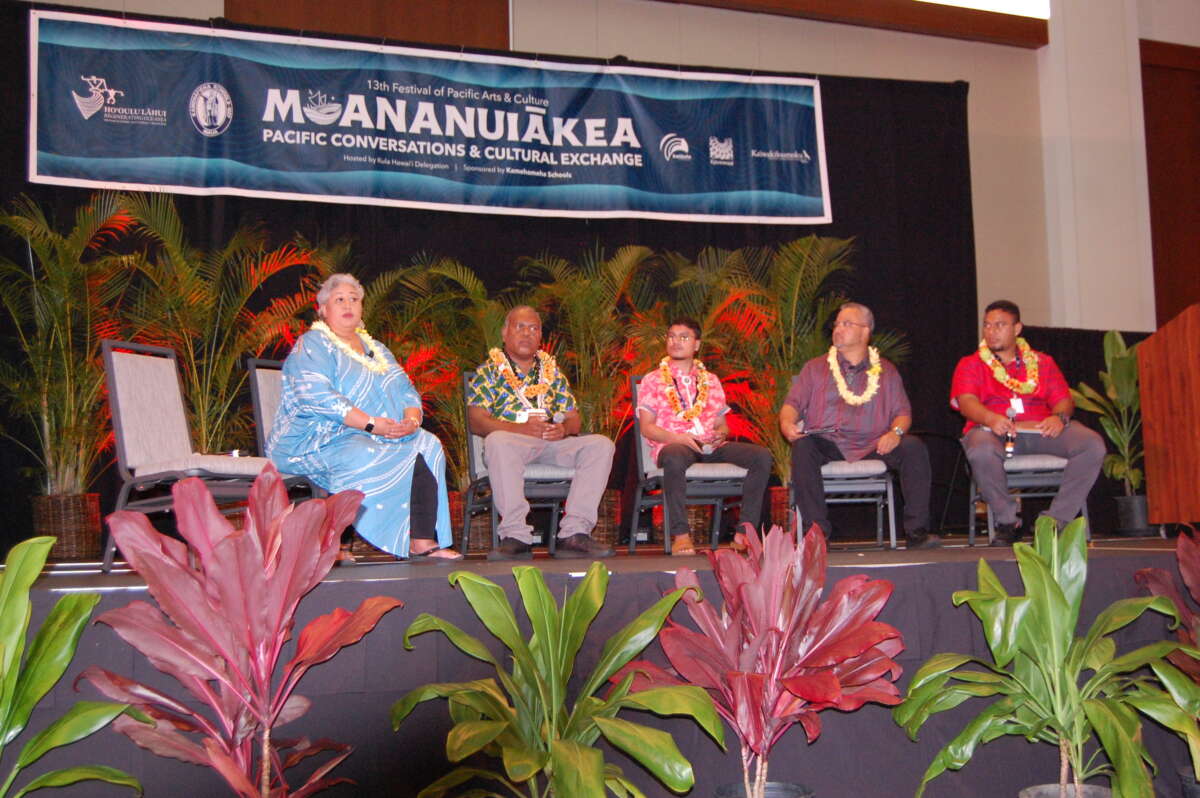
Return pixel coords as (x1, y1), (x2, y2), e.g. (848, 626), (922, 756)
(950, 348), (1070, 433)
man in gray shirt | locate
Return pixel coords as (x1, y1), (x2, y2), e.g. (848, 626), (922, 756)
(778, 302), (939, 549)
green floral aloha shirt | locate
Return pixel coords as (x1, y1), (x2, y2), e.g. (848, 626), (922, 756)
(468, 353), (577, 422)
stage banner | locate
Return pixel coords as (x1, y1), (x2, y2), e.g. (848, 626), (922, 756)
(30, 10), (831, 223)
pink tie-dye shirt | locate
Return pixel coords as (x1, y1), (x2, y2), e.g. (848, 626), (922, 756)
(637, 363), (729, 462)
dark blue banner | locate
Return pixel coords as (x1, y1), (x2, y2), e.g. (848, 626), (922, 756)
(31, 10), (831, 223)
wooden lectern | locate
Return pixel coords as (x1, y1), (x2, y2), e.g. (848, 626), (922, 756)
(1137, 303), (1200, 523)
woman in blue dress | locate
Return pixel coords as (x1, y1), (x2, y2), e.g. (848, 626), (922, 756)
(268, 273), (460, 560)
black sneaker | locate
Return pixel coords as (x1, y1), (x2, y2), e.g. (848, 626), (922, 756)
(488, 537), (534, 561)
(906, 529), (943, 550)
(553, 534), (614, 559)
(989, 523), (1023, 547)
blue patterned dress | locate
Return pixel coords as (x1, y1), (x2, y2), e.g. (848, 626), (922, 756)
(267, 328), (451, 557)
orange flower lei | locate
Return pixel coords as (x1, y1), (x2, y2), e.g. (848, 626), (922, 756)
(977, 337), (1039, 395)
(489, 348), (557, 398)
(659, 357), (710, 421)
(827, 346), (882, 406)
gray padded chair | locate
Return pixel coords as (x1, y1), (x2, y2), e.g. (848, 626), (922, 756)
(790, 459), (898, 549)
(459, 371), (574, 555)
(628, 377), (750, 554)
(101, 341), (314, 572)
(967, 454), (1090, 545)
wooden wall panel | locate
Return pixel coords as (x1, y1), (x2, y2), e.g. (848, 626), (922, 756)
(648, 0), (1047, 48)
(224, 0), (509, 51)
(1140, 40), (1200, 327)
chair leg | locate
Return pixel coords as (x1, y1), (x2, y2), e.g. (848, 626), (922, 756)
(886, 478), (898, 550)
(461, 485), (476, 555)
(875, 496), (884, 548)
(491, 502), (500, 550)
(986, 503), (995, 544)
(710, 499), (723, 550)
(628, 485), (643, 554)
(103, 483), (134, 573)
(662, 491), (673, 555)
(548, 499), (560, 555)
(968, 479), (978, 547)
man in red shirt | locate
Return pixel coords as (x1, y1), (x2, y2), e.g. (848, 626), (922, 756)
(950, 299), (1105, 546)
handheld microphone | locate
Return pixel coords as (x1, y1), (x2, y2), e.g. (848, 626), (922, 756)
(552, 411), (565, 425)
(1004, 407), (1017, 459)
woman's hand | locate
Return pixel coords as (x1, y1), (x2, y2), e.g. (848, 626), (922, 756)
(371, 416), (417, 438)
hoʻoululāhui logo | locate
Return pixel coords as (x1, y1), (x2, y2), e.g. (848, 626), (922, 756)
(72, 76), (123, 120)
(189, 82), (233, 137)
(659, 133), (692, 161)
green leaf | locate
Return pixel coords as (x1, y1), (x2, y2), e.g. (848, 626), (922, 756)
(499, 737), (545, 783)
(1013, 542), (1070, 665)
(403, 614), (498, 665)
(905, 654), (973, 693)
(1085, 698), (1154, 798)
(4, 593), (99, 746)
(415, 766), (514, 798)
(559, 564), (609, 687)
(11, 764), (141, 798)
(512, 566), (563, 719)
(578, 586), (694, 699)
(615, 686), (724, 748)
(1081, 636), (1116, 672)
(392, 680), (506, 728)
(549, 738), (606, 798)
(0, 538), (55, 738)
(446, 720), (508, 762)
(1126, 690), (1200, 775)
(1076, 597), (1177, 675)
(594, 715), (694, 793)
(448, 571), (540, 681)
(914, 696), (1022, 797)
(1150, 660), (1200, 716)
(15, 702), (129, 769)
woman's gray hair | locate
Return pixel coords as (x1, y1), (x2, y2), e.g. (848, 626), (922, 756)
(315, 273), (364, 310)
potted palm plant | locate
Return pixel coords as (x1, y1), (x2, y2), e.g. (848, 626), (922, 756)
(121, 192), (317, 453)
(0, 193), (134, 558)
(1135, 532), (1200, 797)
(391, 561), (724, 797)
(618, 524), (905, 798)
(895, 517), (1200, 798)
(1069, 330), (1149, 535)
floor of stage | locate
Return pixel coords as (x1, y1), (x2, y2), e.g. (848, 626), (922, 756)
(39, 531), (1175, 592)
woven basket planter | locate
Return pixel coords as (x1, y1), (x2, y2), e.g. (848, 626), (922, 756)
(32, 493), (101, 561)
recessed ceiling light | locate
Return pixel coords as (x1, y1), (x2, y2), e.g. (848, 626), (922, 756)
(914, 0), (1050, 19)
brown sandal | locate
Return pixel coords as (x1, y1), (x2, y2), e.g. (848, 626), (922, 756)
(671, 534), (697, 556)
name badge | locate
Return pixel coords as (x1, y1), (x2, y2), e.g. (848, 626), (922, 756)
(1010, 397), (1025, 415)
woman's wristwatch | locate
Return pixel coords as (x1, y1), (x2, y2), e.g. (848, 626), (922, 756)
(364, 416), (376, 434)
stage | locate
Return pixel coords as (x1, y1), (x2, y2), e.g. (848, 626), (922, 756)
(20, 535), (1193, 797)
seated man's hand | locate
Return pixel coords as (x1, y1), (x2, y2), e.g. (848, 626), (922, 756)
(540, 422), (566, 442)
(781, 420), (805, 443)
(673, 432), (703, 452)
(876, 430), (901, 455)
(1036, 414), (1065, 438)
(519, 417), (552, 438)
(988, 414), (1016, 437)
(708, 430), (728, 449)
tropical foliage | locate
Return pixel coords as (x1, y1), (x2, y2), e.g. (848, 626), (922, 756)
(120, 192), (317, 453)
(619, 524), (904, 798)
(1136, 532), (1200, 689)
(391, 562), (725, 797)
(895, 517), (1200, 798)
(82, 463), (402, 797)
(0, 536), (140, 797)
(0, 193), (133, 494)
(1070, 330), (1143, 495)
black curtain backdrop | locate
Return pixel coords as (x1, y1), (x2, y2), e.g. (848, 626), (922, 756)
(2, 4), (1145, 549)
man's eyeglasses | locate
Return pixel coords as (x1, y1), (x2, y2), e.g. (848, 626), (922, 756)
(834, 320), (869, 329)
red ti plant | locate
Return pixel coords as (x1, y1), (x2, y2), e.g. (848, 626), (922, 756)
(79, 463), (403, 797)
(617, 524), (904, 798)
(1135, 532), (1200, 683)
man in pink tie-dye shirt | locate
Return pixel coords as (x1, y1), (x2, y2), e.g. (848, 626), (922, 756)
(637, 318), (772, 555)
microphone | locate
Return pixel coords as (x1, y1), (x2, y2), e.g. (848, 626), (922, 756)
(552, 411), (565, 424)
(1004, 406), (1017, 459)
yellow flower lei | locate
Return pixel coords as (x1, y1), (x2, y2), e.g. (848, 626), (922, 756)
(311, 320), (390, 375)
(659, 357), (710, 421)
(977, 337), (1039, 394)
(489, 348), (558, 398)
(827, 346), (882, 406)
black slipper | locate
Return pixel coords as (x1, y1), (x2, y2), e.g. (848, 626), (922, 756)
(409, 547), (464, 562)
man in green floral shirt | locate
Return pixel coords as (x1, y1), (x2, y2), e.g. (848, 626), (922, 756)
(468, 306), (615, 560)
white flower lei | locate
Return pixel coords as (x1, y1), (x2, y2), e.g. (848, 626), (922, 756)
(827, 346), (882, 406)
(311, 320), (391, 375)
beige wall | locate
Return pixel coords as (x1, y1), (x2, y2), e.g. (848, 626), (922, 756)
(1139, 0), (1200, 46)
(513, 0), (1050, 325)
(37, 0), (223, 18)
